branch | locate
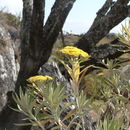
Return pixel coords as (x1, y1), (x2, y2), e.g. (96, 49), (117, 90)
(77, 0), (129, 53)
(21, 0), (33, 47)
(29, 0), (45, 58)
(20, 0), (33, 67)
(18, 0), (45, 79)
(83, 39), (129, 73)
(91, 0), (113, 29)
(90, 39), (127, 60)
(43, 0), (76, 47)
(96, 0), (113, 17)
(32, 0), (76, 67)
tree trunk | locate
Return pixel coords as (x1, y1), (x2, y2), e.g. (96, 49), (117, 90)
(17, 0), (76, 88)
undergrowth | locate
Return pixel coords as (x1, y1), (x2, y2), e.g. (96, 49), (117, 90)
(13, 23), (130, 130)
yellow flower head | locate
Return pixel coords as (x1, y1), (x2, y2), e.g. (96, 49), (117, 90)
(27, 75), (53, 83)
(59, 46), (90, 58)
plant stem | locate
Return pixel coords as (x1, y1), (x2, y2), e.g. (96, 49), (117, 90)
(76, 96), (85, 129)
(81, 117), (85, 130)
(30, 113), (45, 130)
(58, 119), (63, 130)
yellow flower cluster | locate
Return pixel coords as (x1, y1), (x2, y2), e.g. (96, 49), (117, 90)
(59, 46), (90, 58)
(27, 75), (53, 83)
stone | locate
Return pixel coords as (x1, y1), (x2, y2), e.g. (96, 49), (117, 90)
(38, 61), (96, 130)
(0, 25), (19, 112)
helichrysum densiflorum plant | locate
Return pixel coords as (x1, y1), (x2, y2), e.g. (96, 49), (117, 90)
(13, 46), (92, 129)
(27, 75), (53, 83)
(13, 46), (130, 129)
(14, 75), (70, 130)
(58, 46), (90, 58)
(80, 58), (130, 129)
(56, 46), (91, 129)
(97, 117), (123, 130)
(57, 46), (91, 96)
(118, 23), (130, 47)
(117, 22), (130, 55)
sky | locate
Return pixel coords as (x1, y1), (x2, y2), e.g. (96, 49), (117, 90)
(0, 0), (128, 34)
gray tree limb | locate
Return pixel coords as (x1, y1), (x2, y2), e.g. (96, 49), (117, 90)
(20, 0), (33, 61)
(82, 39), (130, 74)
(76, 0), (129, 53)
(29, 0), (45, 58)
(43, 0), (76, 47)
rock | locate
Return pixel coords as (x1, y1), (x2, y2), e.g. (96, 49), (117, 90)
(39, 61), (64, 80)
(38, 61), (96, 130)
(0, 25), (19, 112)
(39, 61), (73, 97)
(7, 25), (20, 41)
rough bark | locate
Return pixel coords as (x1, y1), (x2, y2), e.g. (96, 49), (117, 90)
(16, 0), (34, 88)
(82, 39), (130, 74)
(16, 0), (45, 89)
(76, 0), (129, 72)
(29, 0), (45, 59)
(17, 0), (76, 88)
(76, 0), (129, 53)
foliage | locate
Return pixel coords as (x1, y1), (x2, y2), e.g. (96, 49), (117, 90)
(118, 23), (130, 47)
(5, 13), (21, 29)
(13, 45), (130, 129)
(97, 117), (123, 130)
(13, 46), (92, 130)
(59, 46), (90, 58)
(117, 22), (130, 57)
(27, 75), (53, 83)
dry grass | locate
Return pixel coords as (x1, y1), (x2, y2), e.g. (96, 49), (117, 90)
(0, 38), (8, 54)
(0, 11), (21, 29)
(0, 11), (7, 25)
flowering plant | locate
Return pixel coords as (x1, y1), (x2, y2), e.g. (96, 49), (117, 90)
(58, 46), (91, 96)
(59, 46), (90, 58)
(13, 45), (130, 129)
(27, 75), (53, 83)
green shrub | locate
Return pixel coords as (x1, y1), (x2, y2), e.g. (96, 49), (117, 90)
(13, 23), (130, 129)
